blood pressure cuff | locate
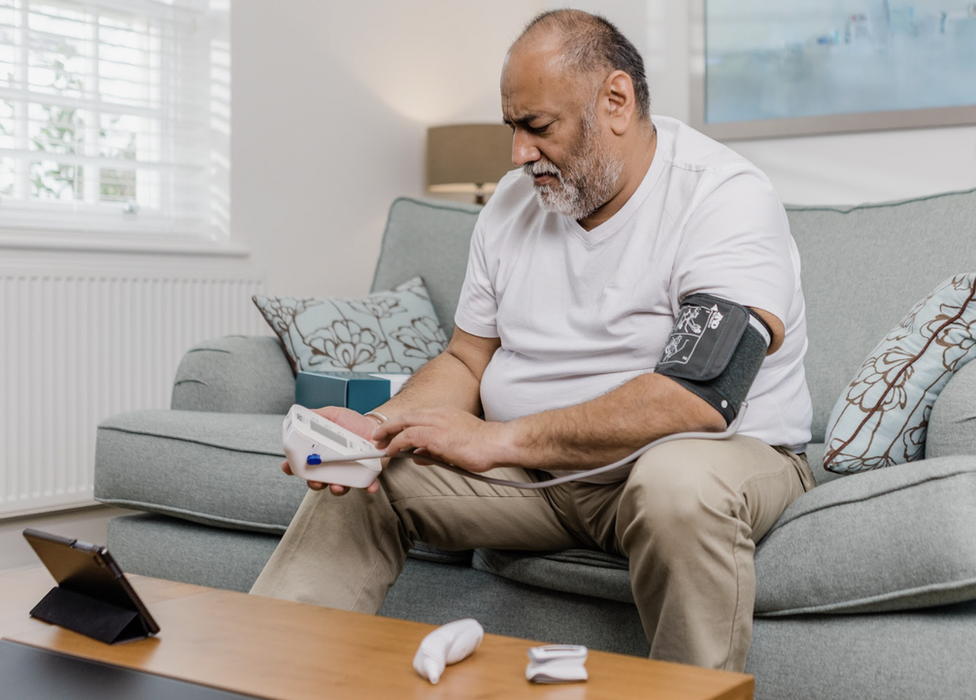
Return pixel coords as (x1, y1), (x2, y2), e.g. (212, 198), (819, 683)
(655, 293), (772, 426)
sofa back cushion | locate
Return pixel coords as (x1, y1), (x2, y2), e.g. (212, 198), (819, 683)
(785, 187), (976, 444)
(370, 197), (481, 338)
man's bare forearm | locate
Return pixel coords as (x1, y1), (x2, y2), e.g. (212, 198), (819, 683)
(372, 328), (500, 422)
(369, 329), (727, 474)
(501, 373), (727, 471)
(374, 369), (727, 474)
(380, 351), (482, 418)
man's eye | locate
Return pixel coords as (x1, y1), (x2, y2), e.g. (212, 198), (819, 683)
(528, 124), (550, 135)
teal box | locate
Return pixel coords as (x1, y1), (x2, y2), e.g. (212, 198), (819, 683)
(295, 371), (393, 414)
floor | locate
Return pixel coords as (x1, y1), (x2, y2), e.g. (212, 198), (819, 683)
(0, 505), (135, 574)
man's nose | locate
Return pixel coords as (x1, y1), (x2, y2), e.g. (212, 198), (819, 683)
(512, 129), (540, 167)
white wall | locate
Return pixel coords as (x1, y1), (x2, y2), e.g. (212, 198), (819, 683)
(231, 1), (544, 299)
(234, 0), (976, 306)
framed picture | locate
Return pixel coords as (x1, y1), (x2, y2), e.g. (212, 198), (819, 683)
(689, 0), (976, 140)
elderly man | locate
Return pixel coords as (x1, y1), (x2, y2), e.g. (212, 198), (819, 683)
(251, 9), (814, 672)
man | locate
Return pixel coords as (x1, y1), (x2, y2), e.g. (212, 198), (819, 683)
(251, 9), (814, 672)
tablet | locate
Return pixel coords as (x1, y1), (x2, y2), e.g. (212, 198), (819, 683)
(22, 528), (160, 639)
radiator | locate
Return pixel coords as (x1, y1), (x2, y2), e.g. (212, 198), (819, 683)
(0, 266), (268, 518)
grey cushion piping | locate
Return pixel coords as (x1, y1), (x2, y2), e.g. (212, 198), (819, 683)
(756, 576), (976, 617)
(785, 187), (976, 214)
(98, 425), (284, 457)
(95, 498), (289, 535)
(174, 345), (235, 387)
(526, 549), (629, 570)
(767, 470), (973, 530)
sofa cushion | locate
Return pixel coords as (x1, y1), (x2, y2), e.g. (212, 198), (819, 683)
(748, 601), (976, 700)
(928, 359), (976, 458)
(370, 197), (481, 338)
(472, 548), (633, 604)
(824, 273), (976, 473)
(754, 455), (976, 616)
(95, 410), (304, 533)
(253, 276), (447, 376)
(107, 513), (283, 593)
(171, 335), (295, 414)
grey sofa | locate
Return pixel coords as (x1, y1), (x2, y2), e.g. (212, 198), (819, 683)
(95, 188), (976, 699)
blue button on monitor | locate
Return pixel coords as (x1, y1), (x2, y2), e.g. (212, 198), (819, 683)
(307, 454), (322, 465)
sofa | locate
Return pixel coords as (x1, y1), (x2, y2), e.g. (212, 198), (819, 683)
(95, 187), (976, 700)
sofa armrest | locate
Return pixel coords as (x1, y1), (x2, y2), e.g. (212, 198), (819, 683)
(171, 335), (295, 414)
(927, 359), (976, 458)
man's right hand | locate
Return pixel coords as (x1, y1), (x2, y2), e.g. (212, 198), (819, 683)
(280, 405), (383, 496)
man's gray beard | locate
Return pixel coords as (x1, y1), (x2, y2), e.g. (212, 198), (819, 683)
(525, 119), (623, 221)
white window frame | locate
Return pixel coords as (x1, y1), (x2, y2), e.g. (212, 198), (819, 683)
(0, 0), (234, 254)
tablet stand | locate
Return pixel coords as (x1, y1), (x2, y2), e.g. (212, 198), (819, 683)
(30, 586), (151, 644)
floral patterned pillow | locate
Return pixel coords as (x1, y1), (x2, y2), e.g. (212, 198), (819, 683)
(252, 276), (448, 376)
(824, 273), (976, 474)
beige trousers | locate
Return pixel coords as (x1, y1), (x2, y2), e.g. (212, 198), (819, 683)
(250, 435), (814, 671)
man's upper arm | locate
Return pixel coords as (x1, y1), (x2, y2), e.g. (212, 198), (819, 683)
(750, 307), (785, 355)
(674, 171), (797, 330)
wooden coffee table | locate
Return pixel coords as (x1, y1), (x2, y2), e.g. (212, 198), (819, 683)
(1, 566), (752, 699)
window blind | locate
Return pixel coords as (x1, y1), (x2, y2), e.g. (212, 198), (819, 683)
(0, 0), (225, 240)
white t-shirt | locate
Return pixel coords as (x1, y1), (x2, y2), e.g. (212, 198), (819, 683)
(454, 116), (812, 459)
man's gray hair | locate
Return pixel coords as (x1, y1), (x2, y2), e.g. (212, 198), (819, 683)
(519, 10), (651, 121)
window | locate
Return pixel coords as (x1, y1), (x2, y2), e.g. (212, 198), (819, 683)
(0, 0), (228, 243)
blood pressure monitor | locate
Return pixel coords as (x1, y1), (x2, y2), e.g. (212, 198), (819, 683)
(282, 404), (385, 488)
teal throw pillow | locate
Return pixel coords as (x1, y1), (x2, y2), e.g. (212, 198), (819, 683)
(253, 276), (447, 375)
(824, 273), (976, 474)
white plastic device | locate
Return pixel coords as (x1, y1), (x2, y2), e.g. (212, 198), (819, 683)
(282, 404), (385, 488)
(525, 644), (589, 683)
(412, 618), (484, 684)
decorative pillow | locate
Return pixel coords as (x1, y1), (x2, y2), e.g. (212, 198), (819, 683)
(252, 276), (447, 375)
(824, 273), (976, 474)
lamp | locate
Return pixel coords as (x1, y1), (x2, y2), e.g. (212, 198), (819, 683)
(426, 124), (513, 205)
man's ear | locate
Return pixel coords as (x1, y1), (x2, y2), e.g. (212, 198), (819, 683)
(602, 70), (636, 135)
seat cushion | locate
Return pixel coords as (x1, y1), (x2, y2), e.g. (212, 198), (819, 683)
(755, 455), (976, 615)
(472, 548), (633, 604)
(749, 600), (976, 700)
(95, 410), (305, 533)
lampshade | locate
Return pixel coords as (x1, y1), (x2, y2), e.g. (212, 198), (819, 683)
(426, 124), (514, 204)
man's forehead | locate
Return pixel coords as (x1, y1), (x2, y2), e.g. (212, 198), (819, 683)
(500, 44), (575, 118)
(503, 38), (564, 82)
(500, 87), (559, 126)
